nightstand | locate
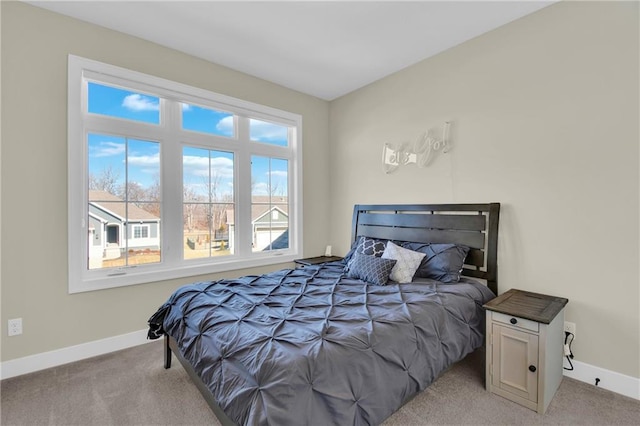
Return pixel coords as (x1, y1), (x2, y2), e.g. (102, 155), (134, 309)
(294, 256), (343, 268)
(484, 289), (568, 414)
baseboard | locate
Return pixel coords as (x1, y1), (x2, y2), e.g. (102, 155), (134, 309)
(563, 358), (640, 400)
(2, 332), (638, 402)
(0, 329), (152, 380)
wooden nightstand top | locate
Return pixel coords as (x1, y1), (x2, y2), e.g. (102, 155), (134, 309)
(294, 256), (343, 266)
(484, 288), (568, 324)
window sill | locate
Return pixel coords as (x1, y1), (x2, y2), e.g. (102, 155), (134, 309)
(69, 254), (298, 294)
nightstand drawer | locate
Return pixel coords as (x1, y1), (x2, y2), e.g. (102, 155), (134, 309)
(492, 311), (539, 333)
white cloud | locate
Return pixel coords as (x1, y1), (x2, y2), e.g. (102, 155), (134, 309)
(183, 155), (234, 179)
(211, 157), (234, 169)
(216, 116), (234, 134)
(90, 141), (125, 158)
(182, 155), (209, 168)
(128, 153), (160, 166)
(122, 94), (159, 112)
(252, 182), (269, 195)
(269, 170), (288, 178)
(250, 119), (288, 142)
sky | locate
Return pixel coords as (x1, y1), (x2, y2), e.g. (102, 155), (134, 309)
(87, 82), (289, 200)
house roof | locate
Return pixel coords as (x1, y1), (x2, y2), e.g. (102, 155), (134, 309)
(225, 196), (288, 226)
(265, 230), (289, 251)
(89, 190), (160, 222)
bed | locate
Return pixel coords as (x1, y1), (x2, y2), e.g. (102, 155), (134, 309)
(148, 203), (500, 425)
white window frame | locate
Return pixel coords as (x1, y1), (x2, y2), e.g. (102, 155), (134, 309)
(68, 55), (303, 294)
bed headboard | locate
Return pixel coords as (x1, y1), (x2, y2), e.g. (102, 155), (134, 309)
(351, 203), (500, 294)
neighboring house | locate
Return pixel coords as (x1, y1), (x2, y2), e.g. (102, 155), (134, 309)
(88, 190), (161, 265)
(225, 196), (289, 251)
(252, 204), (289, 251)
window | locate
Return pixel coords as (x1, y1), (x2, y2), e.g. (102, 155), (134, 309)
(87, 134), (161, 270)
(183, 147), (235, 260)
(133, 225), (150, 239)
(251, 156), (289, 252)
(182, 103), (235, 137)
(69, 55), (302, 293)
(88, 82), (160, 125)
(249, 118), (289, 147)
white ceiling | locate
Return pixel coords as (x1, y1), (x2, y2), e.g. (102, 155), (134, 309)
(27, 1), (555, 100)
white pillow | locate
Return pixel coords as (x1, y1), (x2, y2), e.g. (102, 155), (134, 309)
(381, 241), (426, 283)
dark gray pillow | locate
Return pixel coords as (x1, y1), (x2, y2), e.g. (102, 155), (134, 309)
(343, 236), (388, 263)
(346, 252), (397, 286)
(400, 242), (469, 283)
(356, 236), (387, 257)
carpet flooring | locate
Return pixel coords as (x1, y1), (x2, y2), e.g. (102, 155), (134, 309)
(2, 340), (638, 425)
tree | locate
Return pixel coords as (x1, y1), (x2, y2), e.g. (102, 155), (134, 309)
(88, 165), (121, 195)
(208, 170), (227, 234)
(90, 168), (162, 217)
(183, 185), (200, 232)
(119, 181), (146, 203)
(143, 175), (161, 217)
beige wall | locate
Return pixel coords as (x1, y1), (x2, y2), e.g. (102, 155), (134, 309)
(2, 0), (639, 383)
(0, 2), (330, 361)
(330, 1), (639, 378)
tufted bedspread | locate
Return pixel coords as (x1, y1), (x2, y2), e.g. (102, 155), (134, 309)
(148, 261), (495, 425)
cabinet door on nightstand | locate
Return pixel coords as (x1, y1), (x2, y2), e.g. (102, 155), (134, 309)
(492, 324), (539, 402)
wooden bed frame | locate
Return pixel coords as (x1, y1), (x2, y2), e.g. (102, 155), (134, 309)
(163, 203), (500, 425)
(351, 203), (500, 294)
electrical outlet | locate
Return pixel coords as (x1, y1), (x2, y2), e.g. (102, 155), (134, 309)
(8, 318), (23, 336)
(564, 321), (576, 338)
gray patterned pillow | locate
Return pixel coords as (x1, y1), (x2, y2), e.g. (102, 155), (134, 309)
(346, 252), (397, 286)
(344, 236), (389, 267)
(356, 236), (387, 257)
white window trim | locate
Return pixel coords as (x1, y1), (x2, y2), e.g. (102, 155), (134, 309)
(68, 55), (303, 294)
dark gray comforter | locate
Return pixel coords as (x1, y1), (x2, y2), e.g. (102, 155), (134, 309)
(149, 261), (495, 425)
